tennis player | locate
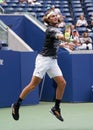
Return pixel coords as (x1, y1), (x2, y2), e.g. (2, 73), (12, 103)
(11, 10), (74, 122)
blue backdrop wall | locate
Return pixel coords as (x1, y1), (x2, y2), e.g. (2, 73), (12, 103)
(0, 50), (93, 108)
(0, 51), (39, 107)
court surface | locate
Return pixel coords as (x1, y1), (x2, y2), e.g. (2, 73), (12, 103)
(0, 102), (93, 130)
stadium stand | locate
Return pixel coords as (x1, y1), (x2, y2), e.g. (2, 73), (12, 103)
(0, 0), (93, 49)
(0, 0), (93, 48)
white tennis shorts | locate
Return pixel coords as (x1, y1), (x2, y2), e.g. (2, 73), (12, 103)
(33, 54), (63, 79)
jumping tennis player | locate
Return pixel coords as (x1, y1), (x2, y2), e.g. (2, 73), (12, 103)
(12, 10), (74, 122)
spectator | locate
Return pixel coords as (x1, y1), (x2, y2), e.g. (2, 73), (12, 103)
(62, 25), (82, 51)
(90, 13), (93, 28)
(76, 14), (88, 27)
(91, 20), (93, 30)
(61, 25), (76, 51)
(64, 25), (72, 41)
(71, 24), (79, 35)
(71, 24), (80, 37)
(77, 32), (93, 50)
(90, 13), (93, 21)
(87, 14), (93, 32)
(71, 29), (81, 48)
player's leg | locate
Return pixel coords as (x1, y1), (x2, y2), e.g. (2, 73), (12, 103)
(19, 76), (41, 99)
(12, 76), (41, 120)
(51, 76), (66, 121)
(11, 55), (49, 121)
(47, 60), (66, 121)
(54, 76), (66, 103)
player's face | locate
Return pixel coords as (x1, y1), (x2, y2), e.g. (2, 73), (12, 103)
(48, 14), (58, 25)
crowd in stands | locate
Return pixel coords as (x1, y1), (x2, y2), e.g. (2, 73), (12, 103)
(42, 4), (93, 51)
(0, 0), (39, 4)
(0, 0), (93, 51)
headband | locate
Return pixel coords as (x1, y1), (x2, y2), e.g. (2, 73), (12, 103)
(46, 11), (56, 18)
